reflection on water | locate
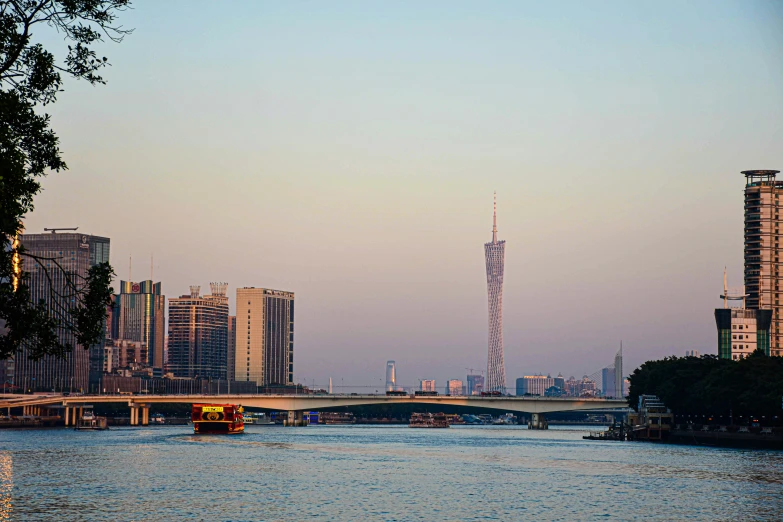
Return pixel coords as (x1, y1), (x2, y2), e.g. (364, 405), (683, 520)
(0, 425), (781, 521)
(0, 453), (11, 522)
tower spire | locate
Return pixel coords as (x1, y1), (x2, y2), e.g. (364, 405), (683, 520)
(492, 192), (498, 243)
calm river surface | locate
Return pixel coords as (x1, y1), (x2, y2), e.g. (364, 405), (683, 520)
(1, 424), (781, 521)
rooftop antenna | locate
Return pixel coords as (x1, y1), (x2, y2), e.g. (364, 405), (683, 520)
(492, 192), (498, 243)
(723, 267), (728, 309)
(150, 253), (154, 281)
(129, 253), (132, 282)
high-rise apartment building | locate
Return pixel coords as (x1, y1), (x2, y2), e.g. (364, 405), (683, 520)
(112, 280), (165, 371)
(385, 360), (397, 392)
(742, 169), (783, 357)
(13, 231), (110, 392)
(420, 379), (435, 392)
(445, 379), (463, 396)
(227, 316), (236, 381)
(516, 375), (554, 396)
(485, 194), (506, 391)
(167, 283), (229, 380)
(466, 374), (484, 395)
(234, 287), (294, 386)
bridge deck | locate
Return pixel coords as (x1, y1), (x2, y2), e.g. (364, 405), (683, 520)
(0, 394), (628, 414)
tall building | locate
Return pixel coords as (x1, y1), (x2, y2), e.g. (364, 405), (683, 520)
(466, 374), (484, 395)
(420, 379), (435, 392)
(516, 375), (554, 396)
(485, 193), (506, 392)
(614, 347), (623, 398)
(385, 360), (397, 392)
(742, 169), (783, 357)
(226, 316), (236, 381)
(445, 379), (463, 396)
(601, 367), (616, 398)
(167, 283), (229, 380)
(113, 280), (165, 371)
(13, 231), (110, 392)
(234, 287), (294, 387)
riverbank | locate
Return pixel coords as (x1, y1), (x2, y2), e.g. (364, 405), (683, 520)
(667, 428), (783, 450)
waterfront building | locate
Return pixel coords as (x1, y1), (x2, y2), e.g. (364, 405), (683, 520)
(167, 283), (229, 380)
(467, 374), (484, 395)
(516, 375), (554, 396)
(742, 169), (783, 357)
(13, 231), (110, 392)
(386, 360), (397, 392)
(112, 280), (165, 371)
(714, 270), (771, 359)
(227, 316), (236, 381)
(484, 193), (507, 392)
(445, 379), (463, 396)
(420, 379), (436, 392)
(234, 287), (294, 387)
(685, 350), (700, 357)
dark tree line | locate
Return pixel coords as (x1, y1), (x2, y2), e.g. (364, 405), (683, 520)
(0, 1), (131, 361)
(628, 351), (783, 418)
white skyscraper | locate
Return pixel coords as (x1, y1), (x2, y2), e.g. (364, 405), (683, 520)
(385, 361), (397, 392)
(484, 193), (506, 392)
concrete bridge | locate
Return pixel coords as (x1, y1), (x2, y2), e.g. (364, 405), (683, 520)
(0, 394), (628, 428)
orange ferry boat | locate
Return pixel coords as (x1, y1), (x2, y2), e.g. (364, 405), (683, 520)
(192, 404), (245, 435)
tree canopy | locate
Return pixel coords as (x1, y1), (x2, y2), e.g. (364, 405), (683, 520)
(628, 351), (783, 418)
(0, 0), (131, 361)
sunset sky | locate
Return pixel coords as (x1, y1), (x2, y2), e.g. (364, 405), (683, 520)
(25, 1), (783, 390)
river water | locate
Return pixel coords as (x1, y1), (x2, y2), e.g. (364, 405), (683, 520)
(1, 424), (781, 521)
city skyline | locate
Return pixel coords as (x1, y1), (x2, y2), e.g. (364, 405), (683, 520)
(19, 2), (783, 387)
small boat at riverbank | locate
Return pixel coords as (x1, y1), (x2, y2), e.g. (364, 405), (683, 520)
(409, 412), (450, 428)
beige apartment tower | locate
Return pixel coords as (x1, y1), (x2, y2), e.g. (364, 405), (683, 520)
(235, 288), (295, 386)
(743, 170), (783, 357)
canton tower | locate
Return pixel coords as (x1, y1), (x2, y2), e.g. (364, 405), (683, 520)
(484, 193), (506, 392)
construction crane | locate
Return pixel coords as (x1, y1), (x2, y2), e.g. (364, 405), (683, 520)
(43, 227), (79, 233)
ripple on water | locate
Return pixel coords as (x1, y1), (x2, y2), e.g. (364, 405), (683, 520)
(0, 425), (782, 521)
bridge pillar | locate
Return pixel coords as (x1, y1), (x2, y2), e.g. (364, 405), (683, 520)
(528, 413), (548, 430)
(130, 406), (138, 426)
(64, 406), (70, 426)
(284, 410), (306, 426)
(141, 407), (149, 426)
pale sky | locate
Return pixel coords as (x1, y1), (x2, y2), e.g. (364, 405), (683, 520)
(25, 1), (783, 391)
